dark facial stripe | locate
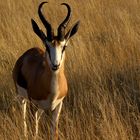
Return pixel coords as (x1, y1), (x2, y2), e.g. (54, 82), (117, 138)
(46, 46), (51, 62)
(61, 45), (66, 59)
(62, 45), (66, 53)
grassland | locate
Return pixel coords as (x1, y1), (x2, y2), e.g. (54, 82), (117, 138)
(0, 0), (140, 139)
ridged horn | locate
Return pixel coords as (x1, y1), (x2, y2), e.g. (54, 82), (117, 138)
(58, 3), (71, 41)
(38, 2), (54, 41)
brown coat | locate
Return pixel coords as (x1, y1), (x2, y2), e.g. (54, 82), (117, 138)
(13, 47), (68, 101)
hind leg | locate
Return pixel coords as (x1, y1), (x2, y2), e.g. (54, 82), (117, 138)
(22, 99), (27, 138)
(16, 84), (28, 138)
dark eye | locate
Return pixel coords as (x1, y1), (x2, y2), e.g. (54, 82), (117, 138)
(45, 44), (50, 52)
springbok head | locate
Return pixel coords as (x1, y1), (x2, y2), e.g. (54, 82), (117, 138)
(31, 2), (80, 71)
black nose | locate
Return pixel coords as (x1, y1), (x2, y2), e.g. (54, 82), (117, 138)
(52, 64), (60, 71)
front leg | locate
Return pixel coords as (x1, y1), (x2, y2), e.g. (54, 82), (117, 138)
(50, 101), (63, 140)
(34, 109), (43, 139)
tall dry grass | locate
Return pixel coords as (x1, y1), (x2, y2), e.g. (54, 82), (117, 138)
(0, 0), (140, 139)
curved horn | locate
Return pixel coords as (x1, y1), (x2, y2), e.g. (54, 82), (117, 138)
(58, 3), (71, 41)
(38, 2), (53, 41)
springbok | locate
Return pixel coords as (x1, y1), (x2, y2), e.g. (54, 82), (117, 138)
(12, 1), (80, 140)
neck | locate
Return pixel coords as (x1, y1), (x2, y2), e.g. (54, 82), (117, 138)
(49, 58), (66, 106)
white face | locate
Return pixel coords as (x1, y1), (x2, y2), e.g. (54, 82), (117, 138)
(45, 40), (66, 71)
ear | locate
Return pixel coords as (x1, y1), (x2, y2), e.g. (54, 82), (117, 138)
(31, 19), (46, 41)
(65, 20), (80, 40)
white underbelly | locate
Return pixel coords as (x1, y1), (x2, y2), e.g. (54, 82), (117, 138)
(32, 97), (64, 111)
(16, 84), (64, 111)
